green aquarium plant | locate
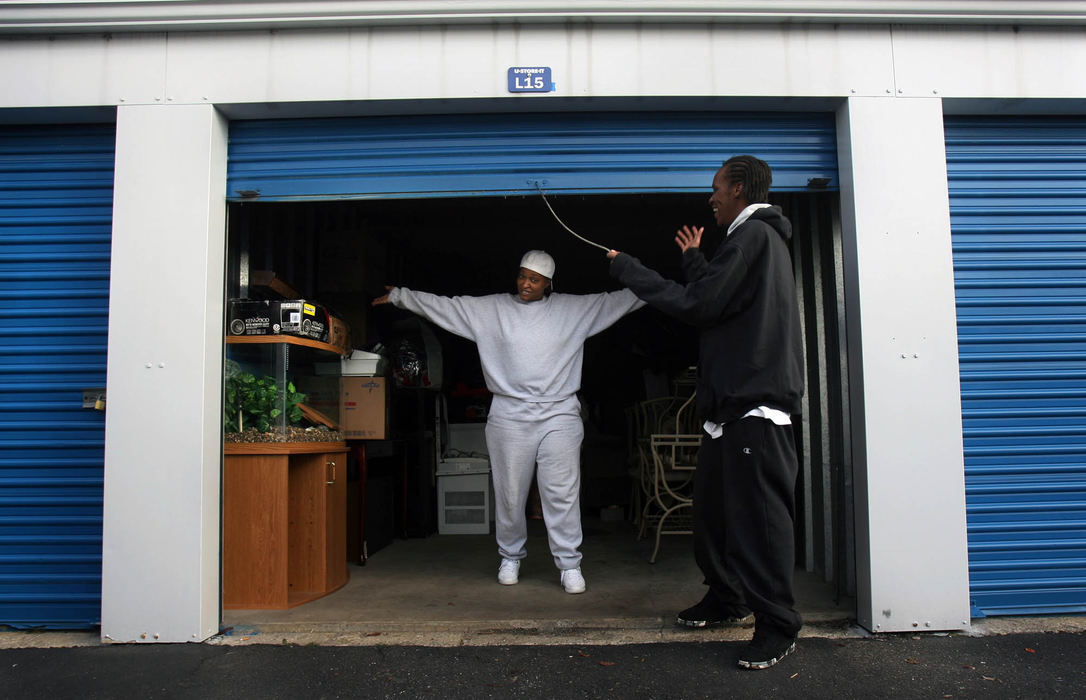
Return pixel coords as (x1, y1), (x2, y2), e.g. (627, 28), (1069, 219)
(224, 361), (307, 434)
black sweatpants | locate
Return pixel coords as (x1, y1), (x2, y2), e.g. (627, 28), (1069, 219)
(693, 416), (802, 637)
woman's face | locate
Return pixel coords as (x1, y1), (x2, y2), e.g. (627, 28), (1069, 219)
(516, 267), (551, 302)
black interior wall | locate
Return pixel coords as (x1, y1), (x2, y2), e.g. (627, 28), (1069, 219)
(229, 193), (709, 433)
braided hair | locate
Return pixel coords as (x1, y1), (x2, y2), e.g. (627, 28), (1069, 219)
(722, 155), (772, 204)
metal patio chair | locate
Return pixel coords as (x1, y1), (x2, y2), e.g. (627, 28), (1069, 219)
(643, 392), (700, 563)
(629, 395), (687, 532)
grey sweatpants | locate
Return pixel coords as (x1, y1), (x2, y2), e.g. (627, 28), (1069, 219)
(485, 407), (585, 571)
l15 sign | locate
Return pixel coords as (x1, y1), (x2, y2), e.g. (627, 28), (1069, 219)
(508, 67), (554, 93)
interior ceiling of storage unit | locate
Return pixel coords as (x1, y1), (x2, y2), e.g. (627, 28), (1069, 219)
(364, 193), (719, 295)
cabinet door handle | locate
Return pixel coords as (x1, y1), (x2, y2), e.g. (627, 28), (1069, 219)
(326, 460), (336, 485)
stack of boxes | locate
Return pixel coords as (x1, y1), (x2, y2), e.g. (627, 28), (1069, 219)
(227, 298), (350, 355)
(338, 350), (389, 440)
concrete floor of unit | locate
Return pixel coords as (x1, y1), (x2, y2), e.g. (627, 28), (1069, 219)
(220, 517), (857, 647)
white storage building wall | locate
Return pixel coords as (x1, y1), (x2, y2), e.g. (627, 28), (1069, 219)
(0, 3), (1082, 639)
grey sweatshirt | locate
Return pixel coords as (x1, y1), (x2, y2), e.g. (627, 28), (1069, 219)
(389, 288), (645, 412)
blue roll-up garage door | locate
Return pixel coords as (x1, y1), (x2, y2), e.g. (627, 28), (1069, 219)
(227, 111), (838, 200)
(0, 124), (115, 628)
(946, 116), (1086, 616)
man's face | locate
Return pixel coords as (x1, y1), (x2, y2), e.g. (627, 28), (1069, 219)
(708, 166), (746, 228)
(516, 267), (550, 302)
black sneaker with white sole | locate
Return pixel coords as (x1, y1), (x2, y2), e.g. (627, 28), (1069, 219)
(736, 629), (797, 670)
(675, 594), (753, 628)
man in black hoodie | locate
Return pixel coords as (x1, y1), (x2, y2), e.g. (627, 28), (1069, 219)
(606, 155), (804, 670)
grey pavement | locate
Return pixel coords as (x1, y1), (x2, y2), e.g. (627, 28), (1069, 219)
(2, 622), (1084, 699)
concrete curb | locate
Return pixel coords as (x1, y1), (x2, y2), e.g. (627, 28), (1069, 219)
(5, 615), (1083, 649)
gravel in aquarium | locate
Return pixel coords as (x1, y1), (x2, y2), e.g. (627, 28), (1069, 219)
(225, 426), (343, 443)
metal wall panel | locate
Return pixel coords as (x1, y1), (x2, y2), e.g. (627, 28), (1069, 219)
(227, 112), (838, 201)
(0, 124), (114, 628)
(946, 116), (1086, 616)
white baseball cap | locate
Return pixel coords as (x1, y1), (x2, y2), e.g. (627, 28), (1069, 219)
(519, 250), (555, 279)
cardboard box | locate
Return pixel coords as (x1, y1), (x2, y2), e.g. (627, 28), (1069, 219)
(277, 300), (329, 343)
(328, 314), (351, 355)
(227, 299), (279, 337)
(340, 376), (388, 440)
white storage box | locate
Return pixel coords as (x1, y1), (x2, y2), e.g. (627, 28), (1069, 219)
(341, 349), (387, 376)
(437, 471), (491, 535)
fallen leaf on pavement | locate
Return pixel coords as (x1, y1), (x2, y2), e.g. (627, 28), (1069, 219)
(599, 661), (615, 667)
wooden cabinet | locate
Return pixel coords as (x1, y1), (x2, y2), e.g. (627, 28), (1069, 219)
(223, 442), (349, 609)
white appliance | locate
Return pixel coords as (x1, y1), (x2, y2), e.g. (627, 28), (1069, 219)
(435, 399), (491, 534)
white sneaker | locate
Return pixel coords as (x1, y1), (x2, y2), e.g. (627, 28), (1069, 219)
(560, 567), (586, 594)
(497, 558), (520, 585)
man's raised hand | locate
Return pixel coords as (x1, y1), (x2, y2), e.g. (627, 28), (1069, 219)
(675, 225), (704, 253)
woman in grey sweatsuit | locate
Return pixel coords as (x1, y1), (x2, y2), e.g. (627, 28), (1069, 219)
(373, 251), (644, 593)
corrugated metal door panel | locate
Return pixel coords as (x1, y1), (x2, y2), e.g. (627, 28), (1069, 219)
(946, 116), (1086, 616)
(0, 124), (114, 628)
(226, 112), (838, 200)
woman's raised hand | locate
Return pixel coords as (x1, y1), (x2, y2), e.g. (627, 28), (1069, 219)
(371, 285), (396, 306)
